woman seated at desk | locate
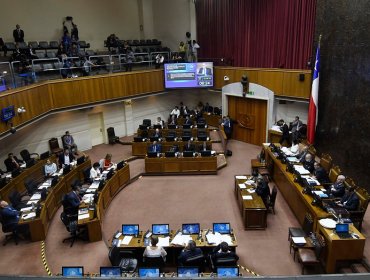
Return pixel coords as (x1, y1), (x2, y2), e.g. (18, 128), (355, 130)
(99, 154), (114, 171)
(44, 159), (57, 177)
(143, 236), (167, 262)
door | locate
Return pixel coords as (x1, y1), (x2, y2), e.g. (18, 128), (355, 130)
(88, 112), (105, 146)
(228, 96), (267, 145)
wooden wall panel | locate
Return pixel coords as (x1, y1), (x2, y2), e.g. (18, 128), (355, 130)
(228, 95), (267, 146)
(257, 71), (284, 94)
(282, 72), (311, 99)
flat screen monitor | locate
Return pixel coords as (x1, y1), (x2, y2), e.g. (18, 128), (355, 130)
(167, 124), (177, 129)
(200, 150), (212, 157)
(100, 267), (121, 278)
(177, 267), (199, 278)
(63, 165), (71, 175)
(122, 224), (139, 236)
(76, 156), (85, 165)
(164, 62), (213, 88)
(62, 266), (84, 277)
(182, 124), (191, 129)
(152, 224), (170, 235)
(183, 151), (194, 158)
(165, 136), (175, 142)
(150, 136), (159, 142)
(213, 223), (231, 234)
(26, 158), (35, 168)
(197, 123), (206, 129)
(138, 268), (160, 278)
(106, 169), (114, 180)
(40, 151), (50, 160)
(182, 223), (200, 235)
(117, 160), (125, 170)
(165, 151), (175, 158)
(134, 136), (143, 142)
(217, 267), (239, 277)
(198, 136), (208, 141)
(147, 151), (158, 158)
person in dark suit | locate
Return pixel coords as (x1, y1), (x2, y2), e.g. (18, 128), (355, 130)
(302, 153), (315, 173)
(211, 241), (239, 264)
(337, 187), (359, 210)
(153, 128), (162, 138)
(58, 149), (75, 168)
(279, 120), (290, 146)
(0, 200), (29, 236)
(330, 175), (346, 198)
(255, 177), (270, 207)
(184, 115), (193, 126)
(198, 141), (209, 152)
(222, 116), (233, 139)
(13, 24), (25, 43)
(149, 141), (161, 153)
(62, 131), (78, 155)
(4, 153), (24, 173)
(64, 184), (81, 211)
(290, 116), (303, 142)
(184, 140), (195, 152)
(178, 240), (203, 266)
(313, 162), (330, 184)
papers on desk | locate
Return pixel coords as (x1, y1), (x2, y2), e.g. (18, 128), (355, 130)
(71, 161), (77, 168)
(38, 182), (51, 190)
(122, 235), (133, 245)
(246, 180), (255, 185)
(90, 181), (100, 189)
(313, 190), (328, 198)
(78, 213), (90, 220)
(27, 199), (39, 205)
(20, 206), (33, 212)
(242, 195), (253, 200)
(22, 212), (36, 220)
(235, 176), (248, 180)
(5, 173), (12, 179)
(287, 157), (299, 163)
(78, 208), (88, 215)
(157, 236), (170, 247)
(82, 194), (95, 203)
(238, 183), (246, 189)
(271, 125), (282, 132)
(247, 188), (255, 194)
(293, 165), (311, 175)
(206, 232), (233, 245)
(171, 233), (192, 246)
(302, 176), (320, 186)
(30, 193), (41, 200)
(20, 163), (26, 169)
(292, 237), (306, 245)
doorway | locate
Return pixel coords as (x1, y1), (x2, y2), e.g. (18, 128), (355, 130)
(88, 112), (105, 146)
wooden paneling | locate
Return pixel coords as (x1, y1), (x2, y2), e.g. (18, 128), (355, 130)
(228, 96), (267, 146)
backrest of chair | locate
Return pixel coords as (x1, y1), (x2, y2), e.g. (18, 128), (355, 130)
(108, 245), (120, 266)
(344, 177), (356, 189)
(49, 138), (61, 151)
(328, 166), (341, 183)
(144, 256), (165, 267)
(355, 187), (370, 211)
(269, 186), (278, 206)
(183, 254), (205, 267)
(143, 119), (151, 127)
(214, 256), (237, 267)
(20, 149), (30, 162)
(302, 213), (314, 235)
(315, 233), (326, 259)
(8, 191), (21, 208)
(83, 167), (92, 183)
(320, 153), (332, 172)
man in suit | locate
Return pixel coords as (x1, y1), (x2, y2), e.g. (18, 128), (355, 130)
(198, 141), (209, 152)
(211, 241), (239, 264)
(297, 146), (309, 162)
(4, 153), (24, 173)
(337, 187), (359, 210)
(279, 120), (290, 146)
(156, 117), (165, 128)
(58, 149), (75, 168)
(302, 153), (315, 173)
(62, 131), (78, 155)
(178, 240), (203, 266)
(255, 177), (270, 207)
(184, 115), (193, 126)
(184, 140), (195, 152)
(0, 200), (29, 236)
(63, 184), (81, 214)
(222, 116), (233, 139)
(313, 162), (330, 184)
(330, 175), (346, 198)
(290, 116), (303, 142)
(153, 128), (162, 138)
(149, 141), (161, 153)
(13, 24), (25, 43)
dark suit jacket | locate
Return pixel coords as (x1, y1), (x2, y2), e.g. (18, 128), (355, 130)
(256, 181), (270, 204)
(149, 144), (162, 153)
(331, 182), (345, 197)
(0, 206), (19, 226)
(64, 191), (81, 209)
(341, 192), (359, 210)
(281, 123), (289, 137)
(178, 248), (203, 265)
(314, 167), (330, 184)
(58, 153), (75, 167)
(302, 159), (315, 173)
(13, 29), (24, 42)
(184, 143), (195, 152)
(4, 156), (23, 172)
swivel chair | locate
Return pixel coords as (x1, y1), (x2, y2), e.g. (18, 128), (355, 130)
(49, 138), (63, 155)
(109, 245), (138, 273)
(209, 255), (238, 272)
(181, 254), (206, 272)
(143, 256), (166, 271)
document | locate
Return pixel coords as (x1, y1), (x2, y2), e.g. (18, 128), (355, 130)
(90, 181), (100, 189)
(122, 236), (133, 245)
(82, 194), (95, 203)
(293, 165), (310, 175)
(157, 236), (170, 247)
(20, 206), (33, 212)
(85, 188), (97, 194)
(171, 233), (192, 246)
(30, 193), (41, 200)
(238, 183), (246, 189)
(246, 180), (255, 185)
(22, 212), (36, 220)
(78, 208), (88, 215)
(312, 190), (328, 198)
(20, 163), (26, 168)
(247, 189), (255, 194)
(235, 175), (248, 179)
(27, 199), (39, 205)
(78, 213), (90, 220)
(287, 157), (299, 163)
(292, 237), (306, 245)
(206, 232), (233, 245)
(242, 195), (253, 200)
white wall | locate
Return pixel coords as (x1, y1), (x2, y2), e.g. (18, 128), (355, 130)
(274, 100), (309, 124)
(0, 90), (221, 170)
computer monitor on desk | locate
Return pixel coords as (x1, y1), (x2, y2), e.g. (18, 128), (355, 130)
(63, 164), (71, 175)
(165, 151), (176, 158)
(117, 160), (125, 170)
(139, 268), (160, 278)
(152, 224), (170, 235)
(100, 267), (121, 278)
(122, 224), (139, 236)
(62, 266), (84, 277)
(76, 156), (86, 165)
(134, 136), (143, 142)
(11, 168), (21, 178)
(182, 223), (200, 235)
(217, 267), (239, 277)
(182, 124), (191, 129)
(177, 267), (199, 278)
(26, 158), (36, 168)
(213, 223), (231, 234)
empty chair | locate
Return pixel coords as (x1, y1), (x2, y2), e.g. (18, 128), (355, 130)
(28, 41), (39, 50)
(288, 213), (314, 260)
(49, 138), (63, 155)
(297, 233), (326, 274)
(181, 254), (206, 272)
(267, 184), (278, 214)
(197, 129), (208, 141)
(17, 42), (28, 51)
(20, 149), (39, 163)
(319, 153), (332, 172)
(49, 41), (59, 49)
(78, 41), (90, 50)
(86, 50), (96, 57)
(107, 127), (119, 144)
(4, 42), (16, 53)
(8, 191), (28, 210)
(38, 41), (49, 50)
(109, 245), (138, 273)
(36, 52), (45, 59)
(46, 51), (56, 58)
(142, 256), (166, 270)
(143, 119), (151, 127)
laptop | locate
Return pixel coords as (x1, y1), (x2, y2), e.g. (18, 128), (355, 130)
(138, 268), (160, 278)
(152, 224), (170, 235)
(335, 223), (352, 239)
(182, 223), (200, 235)
(177, 267), (199, 278)
(213, 223), (231, 234)
(117, 160), (125, 170)
(165, 151), (175, 158)
(122, 224), (139, 236)
(100, 267), (121, 277)
(62, 266), (84, 277)
(217, 267), (239, 277)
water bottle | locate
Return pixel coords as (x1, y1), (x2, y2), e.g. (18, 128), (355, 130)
(338, 214), (343, 224)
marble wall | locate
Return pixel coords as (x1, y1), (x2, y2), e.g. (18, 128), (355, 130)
(315, 0), (370, 189)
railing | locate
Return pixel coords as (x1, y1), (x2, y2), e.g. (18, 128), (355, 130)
(0, 51), (171, 91)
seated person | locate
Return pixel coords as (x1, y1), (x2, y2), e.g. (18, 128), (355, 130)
(183, 115), (193, 126)
(301, 153), (315, 173)
(153, 128), (162, 138)
(313, 162), (330, 184)
(337, 187), (359, 210)
(211, 241), (239, 264)
(329, 175), (346, 198)
(90, 162), (101, 180)
(143, 235), (167, 262)
(4, 153), (24, 172)
(168, 114), (177, 126)
(255, 177), (270, 207)
(297, 146), (309, 162)
(198, 141), (209, 152)
(44, 159), (57, 177)
(156, 117), (165, 128)
(181, 105), (190, 117)
(184, 140), (195, 152)
(178, 240), (203, 266)
(62, 131), (78, 155)
(99, 154), (113, 170)
(58, 149), (75, 168)
(0, 200), (29, 237)
(170, 106), (180, 118)
(149, 141), (161, 153)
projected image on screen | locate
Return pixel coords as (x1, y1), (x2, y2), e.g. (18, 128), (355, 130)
(164, 62), (213, 88)
(217, 267), (239, 277)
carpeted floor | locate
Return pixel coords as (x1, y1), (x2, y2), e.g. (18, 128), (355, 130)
(0, 137), (369, 277)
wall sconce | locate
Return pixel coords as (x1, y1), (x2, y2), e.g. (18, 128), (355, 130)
(17, 106), (26, 114)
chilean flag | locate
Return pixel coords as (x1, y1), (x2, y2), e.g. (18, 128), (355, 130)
(307, 42), (320, 144)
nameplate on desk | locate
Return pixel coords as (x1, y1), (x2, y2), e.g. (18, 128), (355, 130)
(78, 213), (90, 220)
(235, 176), (248, 180)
